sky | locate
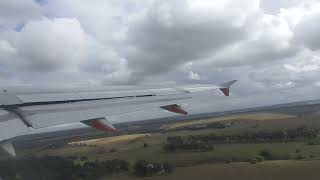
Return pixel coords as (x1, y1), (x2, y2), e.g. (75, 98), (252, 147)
(1, 0), (320, 119)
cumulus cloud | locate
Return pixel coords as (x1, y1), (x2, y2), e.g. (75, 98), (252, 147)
(0, 0), (320, 108)
(123, 0), (260, 77)
(15, 18), (89, 72)
(201, 12), (297, 67)
(43, 0), (147, 44)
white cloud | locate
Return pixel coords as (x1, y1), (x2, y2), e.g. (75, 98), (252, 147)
(43, 0), (148, 44)
(0, 40), (15, 55)
(15, 18), (89, 72)
(122, 0), (261, 78)
(284, 50), (320, 73)
(0, 0), (320, 107)
(188, 71), (201, 80)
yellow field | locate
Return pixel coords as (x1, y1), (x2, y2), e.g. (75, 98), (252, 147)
(163, 113), (295, 130)
(68, 134), (150, 146)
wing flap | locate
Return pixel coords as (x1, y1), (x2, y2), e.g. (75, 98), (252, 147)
(160, 104), (188, 115)
(81, 117), (116, 132)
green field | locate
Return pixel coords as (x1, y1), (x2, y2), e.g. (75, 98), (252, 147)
(37, 136), (320, 166)
(20, 112), (320, 179)
(34, 113), (320, 166)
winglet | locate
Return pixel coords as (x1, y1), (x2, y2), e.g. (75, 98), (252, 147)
(219, 80), (237, 96)
(0, 141), (16, 157)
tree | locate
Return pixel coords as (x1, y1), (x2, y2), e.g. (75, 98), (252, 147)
(143, 142), (148, 148)
(255, 156), (264, 162)
(259, 149), (272, 160)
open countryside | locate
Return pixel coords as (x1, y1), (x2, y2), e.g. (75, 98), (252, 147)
(2, 101), (320, 179)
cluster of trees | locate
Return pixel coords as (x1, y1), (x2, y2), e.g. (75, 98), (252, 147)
(134, 160), (174, 176)
(163, 136), (214, 152)
(163, 126), (319, 151)
(74, 159), (129, 179)
(0, 156), (129, 180)
(0, 156), (175, 180)
(66, 142), (97, 148)
(176, 127), (319, 144)
(249, 149), (276, 164)
(173, 122), (231, 131)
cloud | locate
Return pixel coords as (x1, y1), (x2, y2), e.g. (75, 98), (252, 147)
(123, 0), (260, 78)
(15, 18), (89, 72)
(0, 0), (320, 108)
(0, 40), (15, 58)
(0, 16), (127, 85)
(201, 12), (297, 67)
(188, 71), (201, 80)
(0, 0), (43, 29)
(260, 0), (301, 14)
(43, 0), (147, 44)
(293, 2), (320, 50)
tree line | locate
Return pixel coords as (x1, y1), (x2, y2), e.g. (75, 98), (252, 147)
(0, 156), (174, 180)
(163, 126), (319, 152)
(164, 136), (214, 152)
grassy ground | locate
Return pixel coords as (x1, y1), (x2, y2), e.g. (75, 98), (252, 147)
(102, 160), (320, 180)
(163, 113), (295, 130)
(38, 131), (320, 166)
(33, 112), (320, 166)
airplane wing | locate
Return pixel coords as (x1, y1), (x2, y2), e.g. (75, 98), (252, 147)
(0, 80), (237, 156)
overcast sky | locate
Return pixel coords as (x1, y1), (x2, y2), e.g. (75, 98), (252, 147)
(1, 0), (320, 118)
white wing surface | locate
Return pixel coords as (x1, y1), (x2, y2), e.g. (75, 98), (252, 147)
(0, 80), (237, 156)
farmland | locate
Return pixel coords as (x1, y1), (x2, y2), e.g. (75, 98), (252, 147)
(3, 104), (320, 179)
(29, 113), (320, 166)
